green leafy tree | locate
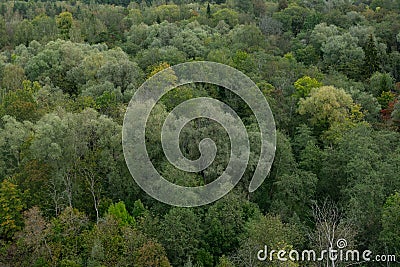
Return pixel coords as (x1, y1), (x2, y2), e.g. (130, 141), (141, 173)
(136, 240), (172, 267)
(0, 80), (41, 122)
(368, 72), (394, 97)
(203, 194), (260, 262)
(0, 15), (8, 48)
(14, 20), (35, 46)
(106, 201), (135, 227)
(83, 216), (124, 265)
(56, 12), (73, 39)
(273, 4), (318, 35)
(216, 255), (235, 267)
(322, 125), (400, 246)
(32, 14), (58, 43)
(233, 0), (253, 14)
(347, 87), (381, 122)
(321, 33), (364, 79)
(310, 23), (340, 53)
(81, 14), (108, 44)
(0, 116), (33, 178)
(377, 91), (396, 109)
(1, 64), (26, 91)
(229, 24), (264, 52)
(293, 76), (322, 98)
(40, 207), (89, 266)
(154, 4), (181, 22)
(363, 34), (380, 77)
(392, 101), (400, 127)
(234, 214), (300, 266)
(212, 8), (239, 28)
(159, 208), (202, 266)
(0, 179), (24, 240)
(298, 86), (362, 129)
(271, 170), (317, 222)
(380, 192), (400, 256)
(171, 22), (209, 59)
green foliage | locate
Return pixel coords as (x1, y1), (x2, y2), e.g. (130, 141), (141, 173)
(391, 101), (400, 125)
(271, 169), (317, 221)
(1, 64), (26, 91)
(56, 12), (73, 39)
(203, 194), (260, 262)
(321, 125), (400, 245)
(298, 86), (360, 128)
(0, 80), (41, 122)
(48, 207), (89, 262)
(216, 255), (234, 267)
(229, 24), (264, 52)
(377, 91), (396, 109)
(273, 4), (319, 35)
(0, 180), (24, 239)
(235, 214), (300, 266)
(0, 1), (399, 265)
(132, 199), (146, 219)
(136, 240), (172, 267)
(293, 76), (322, 98)
(363, 34), (380, 77)
(321, 33), (365, 79)
(107, 201), (135, 227)
(369, 72), (395, 96)
(380, 192), (400, 253)
(159, 208), (201, 266)
(212, 8), (239, 27)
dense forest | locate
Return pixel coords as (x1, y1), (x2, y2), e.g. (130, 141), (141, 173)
(0, 0), (399, 266)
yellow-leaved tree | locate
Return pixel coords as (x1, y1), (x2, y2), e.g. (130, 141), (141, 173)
(298, 85), (365, 143)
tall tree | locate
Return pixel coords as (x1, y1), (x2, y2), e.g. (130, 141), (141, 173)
(159, 208), (202, 266)
(56, 11), (73, 39)
(380, 192), (400, 257)
(363, 34), (380, 78)
(0, 180), (24, 240)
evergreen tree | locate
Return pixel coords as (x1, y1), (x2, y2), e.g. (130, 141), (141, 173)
(363, 34), (380, 78)
(207, 3), (211, 18)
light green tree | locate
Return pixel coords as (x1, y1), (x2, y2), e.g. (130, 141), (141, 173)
(368, 71), (394, 96)
(106, 201), (135, 227)
(233, 214), (299, 266)
(1, 64), (26, 91)
(0, 179), (24, 239)
(293, 76), (322, 98)
(56, 12), (73, 39)
(298, 86), (362, 128)
(321, 33), (364, 78)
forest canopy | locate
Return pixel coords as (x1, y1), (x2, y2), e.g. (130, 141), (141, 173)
(0, 0), (399, 266)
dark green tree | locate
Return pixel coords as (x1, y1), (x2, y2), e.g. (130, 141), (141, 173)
(363, 34), (380, 78)
(380, 192), (400, 257)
